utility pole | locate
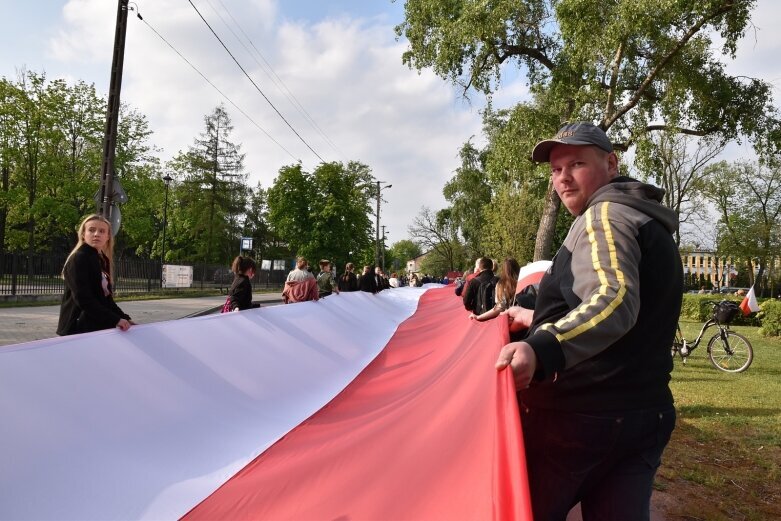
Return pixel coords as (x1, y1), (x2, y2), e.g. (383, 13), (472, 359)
(381, 225), (386, 273)
(98, 0), (130, 221)
(374, 181), (392, 268)
(375, 180), (380, 268)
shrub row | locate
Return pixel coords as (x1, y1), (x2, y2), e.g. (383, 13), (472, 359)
(680, 294), (778, 335)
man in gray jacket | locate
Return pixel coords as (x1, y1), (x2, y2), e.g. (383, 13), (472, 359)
(496, 122), (682, 520)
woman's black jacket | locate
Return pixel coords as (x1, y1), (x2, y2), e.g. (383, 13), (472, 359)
(337, 272), (358, 292)
(228, 274), (254, 311)
(57, 244), (131, 335)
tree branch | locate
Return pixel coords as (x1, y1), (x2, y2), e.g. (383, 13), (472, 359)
(604, 38), (626, 120)
(615, 124), (722, 150)
(498, 43), (555, 71)
(604, 1), (736, 129)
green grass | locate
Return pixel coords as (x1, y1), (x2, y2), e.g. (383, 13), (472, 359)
(658, 319), (781, 520)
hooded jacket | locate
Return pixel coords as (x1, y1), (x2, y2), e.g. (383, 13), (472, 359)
(522, 176), (683, 412)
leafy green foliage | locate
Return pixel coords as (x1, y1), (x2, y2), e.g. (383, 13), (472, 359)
(0, 71), (159, 256)
(702, 160), (781, 295)
(267, 161), (375, 271)
(387, 239), (423, 273)
(165, 105), (248, 264)
(757, 299), (781, 337)
(442, 141), (492, 255)
(397, 0), (779, 259)
(680, 294), (756, 326)
(408, 206), (469, 273)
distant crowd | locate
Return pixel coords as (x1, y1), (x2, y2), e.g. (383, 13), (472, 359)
(222, 255), (452, 310)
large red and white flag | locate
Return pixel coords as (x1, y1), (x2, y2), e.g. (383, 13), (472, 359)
(0, 283), (535, 520)
(739, 285), (760, 316)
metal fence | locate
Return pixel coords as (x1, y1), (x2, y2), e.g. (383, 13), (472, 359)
(0, 253), (288, 297)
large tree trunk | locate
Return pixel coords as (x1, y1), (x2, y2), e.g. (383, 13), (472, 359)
(533, 181), (561, 261)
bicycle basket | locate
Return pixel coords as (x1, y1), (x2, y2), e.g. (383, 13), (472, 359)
(713, 301), (739, 324)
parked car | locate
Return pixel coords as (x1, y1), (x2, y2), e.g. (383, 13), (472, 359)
(719, 287), (749, 294)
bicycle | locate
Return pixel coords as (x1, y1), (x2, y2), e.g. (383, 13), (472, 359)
(671, 300), (754, 373)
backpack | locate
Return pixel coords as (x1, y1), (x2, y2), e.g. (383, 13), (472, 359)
(474, 277), (497, 315)
(514, 283), (539, 309)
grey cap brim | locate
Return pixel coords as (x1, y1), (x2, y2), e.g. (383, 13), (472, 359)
(531, 137), (611, 163)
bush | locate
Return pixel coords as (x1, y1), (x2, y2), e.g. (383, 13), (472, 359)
(758, 299), (781, 337)
(679, 294), (758, 326)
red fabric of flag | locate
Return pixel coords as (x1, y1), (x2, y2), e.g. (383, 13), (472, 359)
(739, 286), (760, 316)
(185, 287), (532, 520)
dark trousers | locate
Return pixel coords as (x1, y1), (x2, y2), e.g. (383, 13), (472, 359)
(520, 403), (675, 521)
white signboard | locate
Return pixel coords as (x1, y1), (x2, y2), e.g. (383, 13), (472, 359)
(162, 265), (194, 288)
(261, 259), (272, 271)
(273, 259), (287, 271)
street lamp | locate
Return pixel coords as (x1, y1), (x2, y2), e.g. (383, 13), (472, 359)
(161, 174), (173, 286)
(375, 181), (391, 268)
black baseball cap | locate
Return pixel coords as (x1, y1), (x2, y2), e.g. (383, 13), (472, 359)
(531, 122), (613, 163)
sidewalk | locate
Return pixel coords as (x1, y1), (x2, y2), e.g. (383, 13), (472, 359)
(0, 293), (283, 347)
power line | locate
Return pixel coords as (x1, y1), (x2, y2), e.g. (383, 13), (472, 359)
(187, 0), (326, 163)
(132, 7), (300, 162)
(211, 0), (346, 159)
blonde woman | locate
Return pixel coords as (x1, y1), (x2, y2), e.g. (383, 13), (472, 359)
(57, 214), (133, 335)
(469, 257), (520, 322)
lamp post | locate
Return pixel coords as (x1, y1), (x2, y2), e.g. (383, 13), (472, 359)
(375, 181), (391, 268)
(161, 174), (173, 286)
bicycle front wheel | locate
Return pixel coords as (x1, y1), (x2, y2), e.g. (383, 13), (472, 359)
(707, 330), (753, 373)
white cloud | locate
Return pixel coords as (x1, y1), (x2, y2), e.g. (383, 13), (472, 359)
(32, 0), (781, 250)
(48, 0), (115, 63)
(38, 0), (483, 244)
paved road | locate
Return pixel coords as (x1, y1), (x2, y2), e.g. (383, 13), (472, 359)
(0, 293), (283, 347)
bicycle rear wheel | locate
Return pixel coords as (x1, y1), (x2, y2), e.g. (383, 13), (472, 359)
(707, 330), (753, 373)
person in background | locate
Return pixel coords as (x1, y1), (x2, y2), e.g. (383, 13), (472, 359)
(388, 272), (400, 288)
(376, 268), (390, 291)
(282, 256), (318, 303)
(409, 273), (420, 287)
(496, 122), (682, 520)
(462, 257), (494, 312)
(317, 259), (338, 298)
(358, 265), (378, 293)
(338, 262), (359, 292)
(227, 256), (258, 311)
(57, 214), (133, 336)
(469, 257), (520, 321)
(287, 256), (314, 282)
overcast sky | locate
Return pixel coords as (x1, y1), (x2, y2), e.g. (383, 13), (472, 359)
(1, 0), (780, 246)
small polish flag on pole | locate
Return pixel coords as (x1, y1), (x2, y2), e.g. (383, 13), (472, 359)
(739, 285), (760, 316)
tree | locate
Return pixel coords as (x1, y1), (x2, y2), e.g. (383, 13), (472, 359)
(408, 207), (467, 272)
(419, 240), (467, 276)
(168, 105), (247, 264)
(397, 0), (778, 259)
(442, 141), (492, 256)
(37, 79), (104, 253)
(0, 71), (159, 257)
(242, 182), (287, 262)
(635, 133), (723, 246)
(267, 161), (375, 270)
(703, 160), (781, 296)
(387, 239), (423, 273)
